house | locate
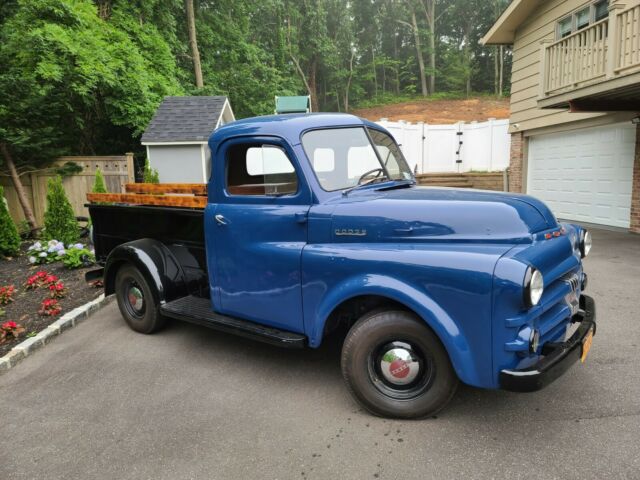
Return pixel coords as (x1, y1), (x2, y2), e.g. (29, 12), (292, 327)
(275, 95), (312, 114)
(482, 0), (640, 233)
(141, 96), (235, 183)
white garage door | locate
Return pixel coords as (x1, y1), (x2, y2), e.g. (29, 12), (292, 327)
(527, 123), (635, 228)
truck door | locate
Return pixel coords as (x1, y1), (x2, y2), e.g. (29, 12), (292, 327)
(208, 139), (311, 334)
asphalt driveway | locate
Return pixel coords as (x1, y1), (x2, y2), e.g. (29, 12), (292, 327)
(1, 228), (639, 480)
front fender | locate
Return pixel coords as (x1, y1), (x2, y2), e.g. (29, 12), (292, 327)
(309, 274), (481, 387)
(104, 238), (188, 305)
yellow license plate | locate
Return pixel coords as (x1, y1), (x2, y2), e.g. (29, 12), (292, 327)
(581, 329), (594, 363)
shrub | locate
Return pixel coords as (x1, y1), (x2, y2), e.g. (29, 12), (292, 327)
(43, 176), (79, 245)
(48, 281), (67, 299)
(62, 246), (95, 269)
(0, 321), (25, 344)
(0, 186), (21, 257)
(24, 271), (58, 290)
(92, 168), (108, 193)
(39, 298), (61, 316)
(0, 285), (16, 305)
(27, 240), (64, 264)
(142, 158), (160, 184)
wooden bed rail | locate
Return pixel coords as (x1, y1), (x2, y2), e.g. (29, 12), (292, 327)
(86, 183), (208, 208)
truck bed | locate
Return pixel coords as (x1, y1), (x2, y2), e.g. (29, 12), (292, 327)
(88, 203), (205, 265)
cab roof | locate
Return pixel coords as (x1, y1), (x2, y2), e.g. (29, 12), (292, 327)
(208, 113), (383, 149)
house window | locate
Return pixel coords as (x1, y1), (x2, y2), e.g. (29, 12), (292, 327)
(226, 144), (298, 196)
(557, 1), (609, 39)
(594, 0), (609, 21)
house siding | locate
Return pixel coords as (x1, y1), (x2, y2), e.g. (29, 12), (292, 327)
(508, 0), (639, 135)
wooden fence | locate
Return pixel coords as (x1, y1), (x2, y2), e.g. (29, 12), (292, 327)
(1, 154), (134, 227)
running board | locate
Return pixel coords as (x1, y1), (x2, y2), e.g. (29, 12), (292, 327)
(160, 295), (306, 349)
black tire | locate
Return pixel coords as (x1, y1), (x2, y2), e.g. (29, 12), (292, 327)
(114, 264), (165, 334)
(341, 310), (458, 419)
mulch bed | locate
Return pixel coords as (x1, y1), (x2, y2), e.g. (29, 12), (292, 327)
(0, 243), (102, 357)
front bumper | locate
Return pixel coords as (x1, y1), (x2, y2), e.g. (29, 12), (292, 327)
(499, 294), (596, 392)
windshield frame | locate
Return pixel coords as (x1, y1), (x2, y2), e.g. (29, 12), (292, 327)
(300, 126), (414, 193)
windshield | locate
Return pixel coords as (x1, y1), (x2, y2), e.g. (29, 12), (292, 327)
(302, 127), (414, 191)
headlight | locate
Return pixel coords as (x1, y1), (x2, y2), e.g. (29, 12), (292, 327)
(524, 266), (544, 307)
(579, 229), (592, 258)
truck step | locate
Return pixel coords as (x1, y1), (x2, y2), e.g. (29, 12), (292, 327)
(160, 296), (306, 349)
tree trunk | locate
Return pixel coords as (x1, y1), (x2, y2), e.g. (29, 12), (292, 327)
(494, 46), (499, 96)
(308, 57), (319, 112)
(426, 0), (436, 94)
(185, 0), (204, 89)
(372, 47), (378, 100)
(0, 143), (37, 231)
(411, 11), (428, 97)
(344, 49), (355, 112)
(499, 45), (504, 97)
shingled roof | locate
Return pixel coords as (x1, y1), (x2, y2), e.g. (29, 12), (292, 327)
(141, 96), (229, 143)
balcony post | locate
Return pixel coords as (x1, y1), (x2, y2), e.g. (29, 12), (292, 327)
(606, 0), (626, 78)
(539, 39), (552, 97)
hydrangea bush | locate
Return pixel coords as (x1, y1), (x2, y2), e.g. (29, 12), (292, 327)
(27, 240), (94, 268)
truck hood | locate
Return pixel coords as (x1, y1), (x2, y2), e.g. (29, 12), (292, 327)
(328, 185), (557, 243)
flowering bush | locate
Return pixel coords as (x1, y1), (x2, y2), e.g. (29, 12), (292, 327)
(0, 285), (16, 305)
(39, 298), (62, 316)
(25, 271), (59, 290)
(62, 245), (95, 269)
(27, 240), (65, 264)
(0, 321), (25, 344)
(48, 281), (67, 299)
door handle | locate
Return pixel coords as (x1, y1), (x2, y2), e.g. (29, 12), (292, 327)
(295, 212), (308, 224)
(214, 214), (228, 226)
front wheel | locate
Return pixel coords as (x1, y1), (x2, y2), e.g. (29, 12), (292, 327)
(114, 264), (165, 334)
(341, 310), (458, 419)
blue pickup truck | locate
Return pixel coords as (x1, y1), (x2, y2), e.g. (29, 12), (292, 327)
(88, 114), (596, 418)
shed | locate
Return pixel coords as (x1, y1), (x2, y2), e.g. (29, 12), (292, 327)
(275, 95), (312, 114)
(141, 96), (235, 183)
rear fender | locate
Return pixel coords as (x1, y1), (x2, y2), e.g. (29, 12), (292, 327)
(104, 239), (188, 305)
(311, 274), (480, 386)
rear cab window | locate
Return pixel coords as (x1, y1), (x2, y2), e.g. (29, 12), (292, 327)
(226, 143), (298, 196)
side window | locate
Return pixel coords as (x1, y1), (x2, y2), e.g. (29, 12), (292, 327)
(226, 144), (298, 196)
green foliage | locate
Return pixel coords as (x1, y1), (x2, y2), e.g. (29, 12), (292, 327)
(0, 0), (182, 175)
(92, 168), (108, 193)
(0, 0), (511, 179)
(55, 161), (83, 178)
(142, 159), (159, 184)
(0, 186), (21, 257)
(62, 246), (94, 269)
(43, 176), (79, 245)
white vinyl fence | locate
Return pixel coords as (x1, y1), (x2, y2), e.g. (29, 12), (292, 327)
(375, 118), (510, 174)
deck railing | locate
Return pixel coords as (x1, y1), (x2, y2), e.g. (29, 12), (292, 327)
(541, 1), (640, 97)
(616, 4), (640, 72)
(544, 19), (608, 93)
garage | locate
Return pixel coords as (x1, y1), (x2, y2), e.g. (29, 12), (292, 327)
(527, 123), (636, 229)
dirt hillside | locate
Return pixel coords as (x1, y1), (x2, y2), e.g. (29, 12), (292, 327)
(352, 97), (510, 124)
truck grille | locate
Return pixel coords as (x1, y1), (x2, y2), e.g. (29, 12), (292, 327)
(505, 262), (582, 354)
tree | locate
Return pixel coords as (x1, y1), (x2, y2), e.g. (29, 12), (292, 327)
(0, 186), (21, 257)
(185, 0), (204, 88)
(0, 0), (181, 227)
(43, 176), (79, 245)
(143, 159), (160, 183)
(92, 168), (108, 193)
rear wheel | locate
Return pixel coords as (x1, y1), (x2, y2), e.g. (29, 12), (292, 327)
(341, 310), (458, 419)
(115, 265), (165, 334)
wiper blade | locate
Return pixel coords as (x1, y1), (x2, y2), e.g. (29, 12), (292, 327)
(342, 175), (389, 196)
(375, 179), (416, 191)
